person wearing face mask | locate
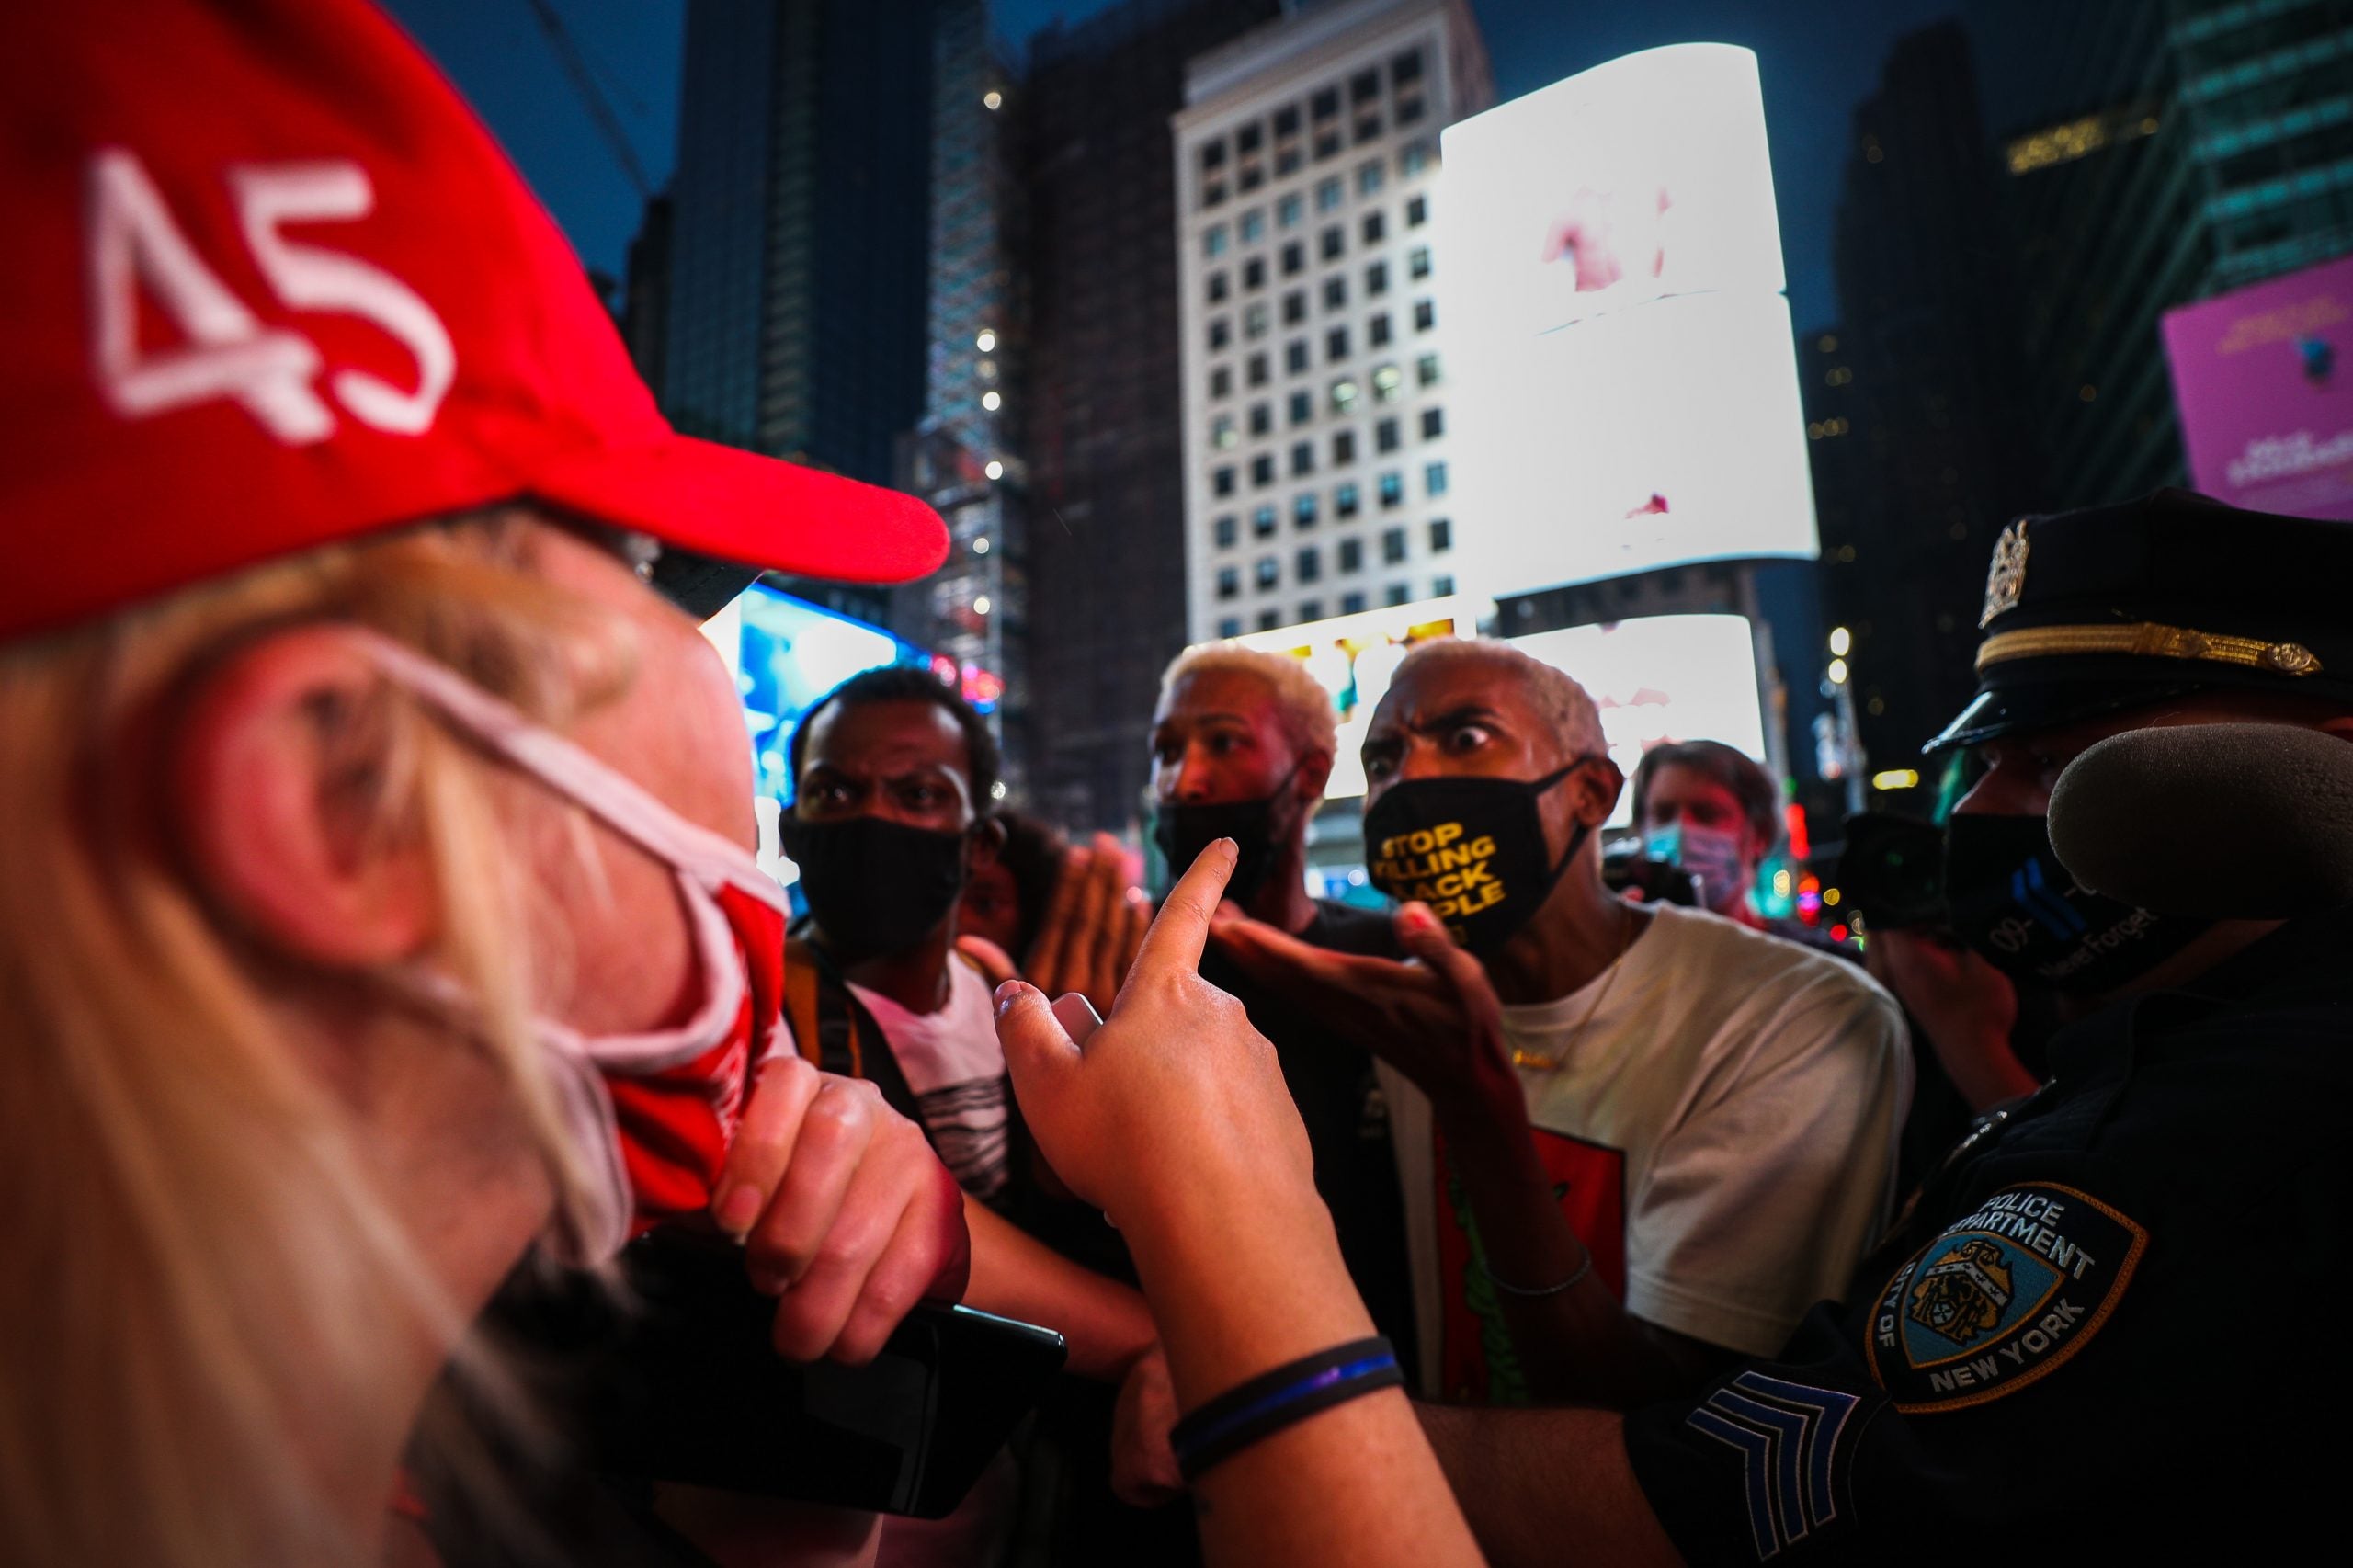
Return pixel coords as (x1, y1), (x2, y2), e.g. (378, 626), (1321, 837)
(1632, 741), (1779, 923)
(1147, 642), (1419, 1372)
(0, 5), (970, 1564)
(973, 496), (2353, 1568)
(779, 667), (1177, 1565)
(1212, 638), (1911, 1411)
(1867, 490), (2353, 1117)
(1629, 738), (1860, 962)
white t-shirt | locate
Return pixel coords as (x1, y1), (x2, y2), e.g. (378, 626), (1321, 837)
(1384, 903), (1911, 1400)
(849, 959), (1010, 1200)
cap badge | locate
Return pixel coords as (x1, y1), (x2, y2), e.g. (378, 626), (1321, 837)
(1980, 518), (2029, 628)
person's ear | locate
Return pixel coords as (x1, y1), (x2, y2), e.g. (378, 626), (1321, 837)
(166, 625), (438, 967)
(1574, 756), (1626, 827)
(969, 813), (1008, 872)
(1295, 746), (1335, 803)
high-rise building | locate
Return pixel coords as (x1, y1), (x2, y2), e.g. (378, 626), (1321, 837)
(662, 0), (938, 621)
(1969, 0), (2353, 506)
(1171, 0), (1490, 647)
(620, 194), (672, 393)
(1817, 22), (2045, 767)
(1018, 0), (1283, 834)
(894, 0), (1029, 796)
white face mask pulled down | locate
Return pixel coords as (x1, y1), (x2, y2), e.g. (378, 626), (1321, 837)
(356, 632), (791, 1265)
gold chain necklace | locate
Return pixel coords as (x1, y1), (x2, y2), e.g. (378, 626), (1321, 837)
(1509, 903), (1637, 1074)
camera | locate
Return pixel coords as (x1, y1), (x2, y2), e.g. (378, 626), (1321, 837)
(1601, 838), (1703, 907)
(1834, 812), (1948, 929)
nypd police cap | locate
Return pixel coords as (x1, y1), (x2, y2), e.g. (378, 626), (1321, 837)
(1926, 488), (2353, 752)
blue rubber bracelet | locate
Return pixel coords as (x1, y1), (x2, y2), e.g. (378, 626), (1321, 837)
(1170, 1336), (1403, 1482)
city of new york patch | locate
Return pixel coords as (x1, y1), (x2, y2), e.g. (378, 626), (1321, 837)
(1865, 1182), (2147, 1413)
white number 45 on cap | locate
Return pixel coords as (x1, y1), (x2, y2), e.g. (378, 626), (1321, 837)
(87, 148), (455, 444)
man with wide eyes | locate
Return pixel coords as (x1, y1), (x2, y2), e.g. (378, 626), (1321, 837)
(1212, 637), (1910, 1410)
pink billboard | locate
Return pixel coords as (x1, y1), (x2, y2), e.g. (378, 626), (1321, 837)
(2161, 255), (2353, 520)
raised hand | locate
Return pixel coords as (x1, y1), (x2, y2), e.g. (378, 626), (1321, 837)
(714, 1054), (972, 1364)
(1867, 926), (2036, 1110)
(1016, 833), (1150, 1015)
(1000, 850), (1487, 1568)
(1209, 899), (1522, 1124)
(995, 838), (1312, 1227)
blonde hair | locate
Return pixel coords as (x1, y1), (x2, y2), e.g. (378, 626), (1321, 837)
(0, 514), (627, 1566)
(1388, 638), (1608, 756)
(1160, 642), (1339, 758)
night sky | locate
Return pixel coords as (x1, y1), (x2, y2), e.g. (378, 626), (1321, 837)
(382, 0), (1967, 333)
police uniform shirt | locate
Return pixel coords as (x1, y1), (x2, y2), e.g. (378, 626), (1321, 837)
(1621, 902), (2353, 1562)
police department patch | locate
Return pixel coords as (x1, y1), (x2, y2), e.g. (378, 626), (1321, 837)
(1866, 1182), (2145, 1413)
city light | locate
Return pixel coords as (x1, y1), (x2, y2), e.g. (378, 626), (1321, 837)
(1828, 625), (1852, 657)
(983, 90), (1002, 111)
(990, 779), (1008, 800)
(972, 595), (992, 615)
(1871, 767), (1921, 790)
(981, 391), (1002, 411)
(973, 536), (991, 554)
(1826, 657), (1849, 686)
(1822, 887), (1841, 907)
(983, 459), (1004, 479)
(975, 329), (996, 352)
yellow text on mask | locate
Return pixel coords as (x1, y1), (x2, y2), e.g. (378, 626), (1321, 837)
(1372, 821), (1506, 921)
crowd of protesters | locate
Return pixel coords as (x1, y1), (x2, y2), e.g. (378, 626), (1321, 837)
(8, 4), (2353, 1565)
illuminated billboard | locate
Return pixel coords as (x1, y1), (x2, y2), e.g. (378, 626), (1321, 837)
(1441, 43), (1784, 340)
(1227, 594), (1485, 800)
(1439, 44), (1817, 598)
(1461, 290), (1815, 587)
(2161, 253), (2353, 520)
(1509, 614), (1768, 827)
(727, 585), (928, 810)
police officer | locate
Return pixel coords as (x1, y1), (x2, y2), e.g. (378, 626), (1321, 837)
(1002, 489), (2353, 1566)
(1428, 488), (2353, 1562)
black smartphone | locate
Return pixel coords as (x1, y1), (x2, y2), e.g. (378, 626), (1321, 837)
(1836, 812), (1949, 929)
(575, 1227), (1067, 1519)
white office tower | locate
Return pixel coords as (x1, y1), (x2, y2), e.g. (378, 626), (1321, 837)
(1174, 0), (1491, 644)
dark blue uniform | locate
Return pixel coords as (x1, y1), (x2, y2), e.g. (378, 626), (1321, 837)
(1624, 902), (2353, 1560)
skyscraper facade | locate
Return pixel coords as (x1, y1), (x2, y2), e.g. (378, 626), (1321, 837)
(660, 0), (938, 625)
(1819, 22), (2045, 767)
(1970, 0), (2353, 506)
(1172, 0), (1490, 646)
(894, 0), (1029, 796)
(663, 0), (937, 484)
(1019, 0), (1283, 834)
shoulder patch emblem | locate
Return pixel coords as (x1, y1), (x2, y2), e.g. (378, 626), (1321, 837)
(1867, 1181), (2145, 1413)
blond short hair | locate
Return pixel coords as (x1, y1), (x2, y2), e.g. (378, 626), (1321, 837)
(1159, 642), (1339, 759)
(1387, 638), (1608, 757)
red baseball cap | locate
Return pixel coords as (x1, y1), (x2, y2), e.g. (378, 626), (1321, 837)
(0, 0), (948, 643)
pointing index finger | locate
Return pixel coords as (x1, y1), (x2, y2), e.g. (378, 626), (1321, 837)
(1122, 837), (1236, 993)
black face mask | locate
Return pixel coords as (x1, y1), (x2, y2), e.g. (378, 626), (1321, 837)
(1153, 767), (1301, 906)
(1363, 758), (1595, 959)
(779, 814), (970, 961)
(1942, 812), (2211, 996)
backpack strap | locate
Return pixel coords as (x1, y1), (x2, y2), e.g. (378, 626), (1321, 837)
(783, 935), (858, 1077)
(781, 931), (922, 1129)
